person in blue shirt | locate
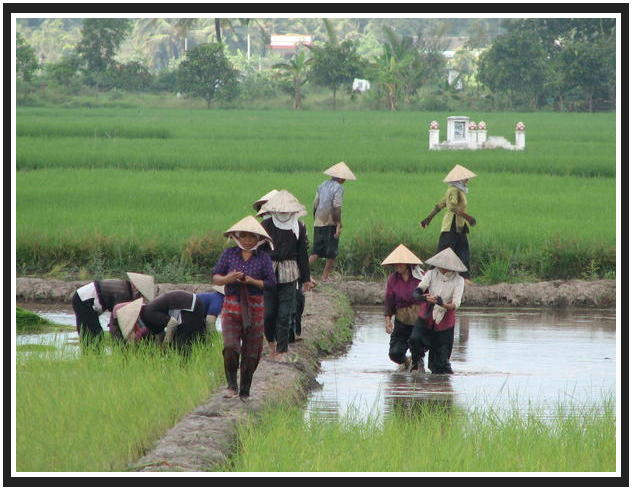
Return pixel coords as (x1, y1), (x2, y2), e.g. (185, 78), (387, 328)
(197, 285), (225, 337)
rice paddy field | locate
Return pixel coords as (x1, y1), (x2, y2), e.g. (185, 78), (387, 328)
(15, 107), (617, 281)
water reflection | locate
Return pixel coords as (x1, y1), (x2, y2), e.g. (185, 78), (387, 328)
(307, 306), (616, 422)
(385, 372), (455, 417)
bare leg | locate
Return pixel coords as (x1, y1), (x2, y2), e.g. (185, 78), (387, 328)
(322, 259), (336, 281)
(308, 254), (319, 265)
(267, 340), (277, 360)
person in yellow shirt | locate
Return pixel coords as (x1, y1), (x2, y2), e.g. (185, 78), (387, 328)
(420, 165), (477, 280)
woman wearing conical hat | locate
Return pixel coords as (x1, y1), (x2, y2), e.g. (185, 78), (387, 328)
(381, 244), (426, 371)
(252, 189), (279, 216)
(257, 190), (314, 361)
(409, 247), (466, 374)
(420, 164), (476, 281)
(309, 161), (357, 281)
(212, 216), (277, 401)
(71, 272), (155, 349)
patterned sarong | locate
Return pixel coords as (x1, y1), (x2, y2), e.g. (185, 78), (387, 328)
(221, 294), (264, 359)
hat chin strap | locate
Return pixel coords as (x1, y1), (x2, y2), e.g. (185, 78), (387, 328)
(230, 233), (268, 251)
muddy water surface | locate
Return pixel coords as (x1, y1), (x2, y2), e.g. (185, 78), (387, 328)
(15, 303), (221, 355)
(306, 306), (617, 420)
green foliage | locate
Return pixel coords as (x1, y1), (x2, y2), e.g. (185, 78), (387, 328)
(115, 61), (154, 91)
(272, 50), (311, 109)
(44, 55), (82, 87)
(75, 19), (132, 88)
(308, 39), (364, 109)
(177, 43), (239, 109)
(16, 32), (39, 81)
(477, 30), (548, 110)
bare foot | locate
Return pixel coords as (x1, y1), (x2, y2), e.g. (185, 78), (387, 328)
(239, 395), (249, 402)
(223, 388), (238, 398)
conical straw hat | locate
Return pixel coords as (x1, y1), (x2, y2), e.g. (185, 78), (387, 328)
(224, 215), (272, 241)
(424, 247), (467, 272)
(257, 189), (307, 217)
(381, 244), (423, 265)
(212, 284), (225, 295)
(117, 298), (144, 340)
(443, 164), (477, 183)
(252, 189), (279, 211)
(126, 272), (155, 301)
(324, 161), (357, 181)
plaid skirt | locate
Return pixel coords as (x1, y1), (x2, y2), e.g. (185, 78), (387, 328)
(221, 294), (264, 359)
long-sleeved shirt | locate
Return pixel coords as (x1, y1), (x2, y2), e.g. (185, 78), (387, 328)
(434, 185), (469, 233)
(313, 178), (344, 227)
(416, 269), (464, 330)
(383, 271), (422, 317)
(212, 247), (276, 296)
(260, 218), (311, 285)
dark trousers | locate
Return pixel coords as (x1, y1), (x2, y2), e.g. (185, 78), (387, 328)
(388, 319), (414, 364)
(71, 292), (104, 344)
(410, 318), (455, 374)
(264, 282), (297, 353)
(173, 299), (207, 349)
(436, 229), (470, 279)
(289, 287), (305, 342)
(142, 298), (207, 349)
(223, 347), (260, 397)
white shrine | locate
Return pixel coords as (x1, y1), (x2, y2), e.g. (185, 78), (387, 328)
(428, 116), (525, 151)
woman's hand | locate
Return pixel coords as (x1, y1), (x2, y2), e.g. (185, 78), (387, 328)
(385, 316), (393, 334)
(226, 271), (245, 284)
(239, 275), (264, 290)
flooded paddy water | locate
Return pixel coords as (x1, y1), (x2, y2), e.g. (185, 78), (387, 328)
(306, 306), (617, 421)
(17, 303), (617, 421)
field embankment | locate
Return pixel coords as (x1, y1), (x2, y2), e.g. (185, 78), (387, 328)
(15, 277), (617, 309)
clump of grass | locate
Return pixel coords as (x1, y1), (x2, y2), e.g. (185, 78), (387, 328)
(475, 256), (512, 285)
(16, 307), (69, 334)
(15, 338), (225, 472)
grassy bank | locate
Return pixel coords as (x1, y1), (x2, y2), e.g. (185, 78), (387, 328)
(221, 398), (616, 472)
(15, 339), (224, 472)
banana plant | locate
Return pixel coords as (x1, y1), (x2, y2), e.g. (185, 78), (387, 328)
(272, 50), (312, 109)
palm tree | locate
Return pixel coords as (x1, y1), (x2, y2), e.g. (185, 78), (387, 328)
(237, 18), (264, 59)
(272, 50), (311, 109)
(136, 18), (199, 69)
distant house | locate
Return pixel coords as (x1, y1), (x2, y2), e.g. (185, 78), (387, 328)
(269, 34), (312, 52)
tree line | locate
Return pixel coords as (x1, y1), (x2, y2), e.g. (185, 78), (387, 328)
(16, 17), (616, 112)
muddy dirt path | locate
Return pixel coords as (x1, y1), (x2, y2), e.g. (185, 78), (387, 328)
(16, 277), (616, 308)
(14, 277), (616, 471)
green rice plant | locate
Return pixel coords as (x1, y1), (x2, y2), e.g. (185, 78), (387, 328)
(476, 256), (513, 285)
(221, 395), (616, 472)
(16, 108), (615, 177)
(16, 307), (70, 334)
(16, 168), (616, 280)
(15, 338), (225, 471)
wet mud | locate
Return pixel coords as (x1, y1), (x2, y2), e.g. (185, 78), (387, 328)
(14, 277), (617, 472)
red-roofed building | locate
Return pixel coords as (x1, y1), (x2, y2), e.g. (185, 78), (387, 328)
(269, 34), (312, 51)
